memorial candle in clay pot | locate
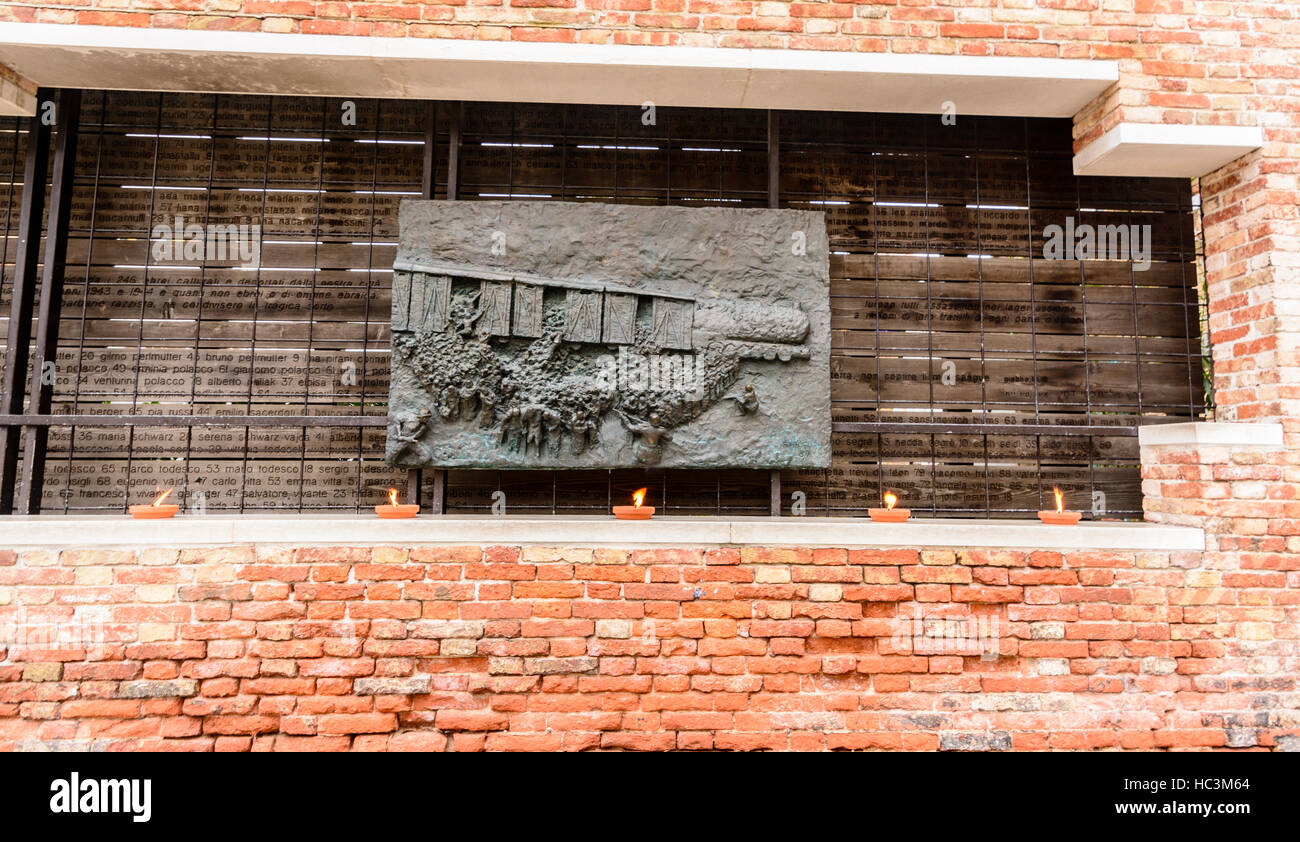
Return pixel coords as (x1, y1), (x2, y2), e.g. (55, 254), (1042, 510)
(869, 490), (911, 523)
(613, 487), (655, 520)
(376, 487), (420, 519)
(1038, 487), (1081, 525)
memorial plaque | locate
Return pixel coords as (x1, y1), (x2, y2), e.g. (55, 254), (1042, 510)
(386, 200), (831, 469)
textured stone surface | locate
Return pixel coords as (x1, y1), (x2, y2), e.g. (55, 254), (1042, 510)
(387, 200), (830, 469)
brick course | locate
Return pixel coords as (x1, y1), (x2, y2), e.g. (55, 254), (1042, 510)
(1, 540), (1295, 751)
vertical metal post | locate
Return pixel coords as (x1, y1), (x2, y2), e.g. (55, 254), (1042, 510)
(430, 468), (446, 519)
(767, 110), (782, 517)
(0, 92), (52, 513)
(404, 100), (439, 510)
(767, 109), (780, 211)
(427, 102), (462, 516)
(405, 466), (422, 510)
(420, 100), (437, 203)
(447, 101), (462, 200)
(17, 90), (81, 514)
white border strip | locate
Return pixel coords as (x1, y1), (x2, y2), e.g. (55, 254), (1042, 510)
(0, 515), (1204, 551)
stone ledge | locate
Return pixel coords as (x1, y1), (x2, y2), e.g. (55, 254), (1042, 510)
(0, 22), (1117, 118)
(0, 514), (1204, 552)
(1138, 421), (1285, 449)
(1072, 123), (1264, 178)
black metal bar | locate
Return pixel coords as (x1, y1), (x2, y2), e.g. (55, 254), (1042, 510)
(832, 421), (1140, 437)
(767, 110), (780, 211)
(0, 94), (52, 514)
(0, 416), (1139, 436)
(176, 94), (219, 517)
(766, 109), (781, 516)
(405, 468), (422, 509)
(237, 96), (275, 515)
(16, 90), (81, 514)
(446, 101), (461, 200)
(421, 100), (436, 201)
(294, 97), (328, 514)
(406, 99), (440, 509)
(424, 101), (460, 515)
(0, 415), (389, 427)
(430, 467), (446, 516)
(353, 99), (384, 514)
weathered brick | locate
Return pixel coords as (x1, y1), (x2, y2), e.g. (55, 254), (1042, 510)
(523, 657), (598, 675)
(119, 679), (198, 698)
(595, 619), (632, 639)
(410, 620), (486, 639)
(353, 676), (432, 695)
(939, 732), (1012, 751)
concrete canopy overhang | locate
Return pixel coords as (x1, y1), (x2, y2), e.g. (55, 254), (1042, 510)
(0, 22), (1116, 118)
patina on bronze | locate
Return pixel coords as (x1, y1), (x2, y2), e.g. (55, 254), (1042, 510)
(385, 200), (831, 469)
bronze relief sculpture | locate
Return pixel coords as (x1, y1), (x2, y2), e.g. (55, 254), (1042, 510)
(386, 200), (830, 469)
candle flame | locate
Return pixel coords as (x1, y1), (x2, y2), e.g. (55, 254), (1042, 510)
(152, 487), (173, 507)
(884, 491), (897, 510)
(632, 488), (647, 508)
(388, 488), (399, 507)
(1053, 487), (1064, 514)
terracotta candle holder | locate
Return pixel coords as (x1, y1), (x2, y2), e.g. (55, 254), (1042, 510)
(130, 487), (178, 519)
(130, 503), (179, 519)
(614, 488), (655, 520)
(1038, 487), (1081, 525)
(376, 488), (419, 519)
(868, 491), (910, 523)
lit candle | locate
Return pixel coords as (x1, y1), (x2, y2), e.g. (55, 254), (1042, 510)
(375, 487), (420, 519)
(129, 487), (179, 519)
(613, 487), (655, 520)
(1037, 487), (1081, 525)
(869, 489), (911, 522)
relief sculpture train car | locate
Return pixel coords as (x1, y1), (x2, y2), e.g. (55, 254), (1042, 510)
(385, 201), (831, 470)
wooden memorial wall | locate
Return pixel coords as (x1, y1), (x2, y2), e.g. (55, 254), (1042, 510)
(0, 95), (1205, 516)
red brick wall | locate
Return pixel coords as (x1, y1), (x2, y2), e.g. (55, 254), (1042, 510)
(1200, 153), (1300, 428)
(2, 541), (1295, 751)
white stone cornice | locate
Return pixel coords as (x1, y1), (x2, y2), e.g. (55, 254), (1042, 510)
(1074, 122), (1264, 178)
(0, 22), (1117, 118)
